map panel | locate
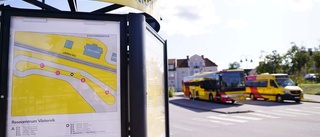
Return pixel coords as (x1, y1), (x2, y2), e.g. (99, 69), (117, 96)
(11, 31), (118, 116)
(7, 19), (121, 136)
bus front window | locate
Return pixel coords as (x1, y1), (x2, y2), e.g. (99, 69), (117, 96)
(276, 78), (295, 87)
(221, 72), (245, 90)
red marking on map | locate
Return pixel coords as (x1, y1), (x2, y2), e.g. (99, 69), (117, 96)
(81, 78), (86, 83)
(105, 90), (109, 94)
(40, 63), (44, 68)
(55, 70), (60, 75)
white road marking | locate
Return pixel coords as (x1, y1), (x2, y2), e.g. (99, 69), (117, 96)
(286, 108), (320, 114)
(230, 115), (262, 120)
(255, 110), (295, 117)
(171, 124), (193, 131)
(272, 110), (310, 116)
(207, 116), (248, 123)
(246, 113), (280, 118)
(192, 118), (234, 125)
(301, 107), (320, 112)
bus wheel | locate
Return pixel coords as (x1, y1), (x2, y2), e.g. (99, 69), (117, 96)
(276, 95), (283, 103)
(209, 94), (213, 102)
(231, 101), (235, 104)
(295, 99), (301, 103)
(250, 94), (256, 100)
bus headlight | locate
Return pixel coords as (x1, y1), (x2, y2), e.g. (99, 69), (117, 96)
(221, 95), (229, 98)
(284, 90), (290, 94)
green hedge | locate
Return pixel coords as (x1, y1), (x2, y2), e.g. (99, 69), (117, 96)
(300, 84), (320, 95)
(168, 87), (175, 98)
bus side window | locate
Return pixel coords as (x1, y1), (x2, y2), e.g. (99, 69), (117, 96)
(260, 80), (267, 87)
(200, 81), (205, 88)
(245, 81), (252, 87)
(203, 80), (214, 91)
(213, 80), (219, 91)
(211, 80), (217, 90)
(202, 81), (208, 90)
(270, 80), (278, 88)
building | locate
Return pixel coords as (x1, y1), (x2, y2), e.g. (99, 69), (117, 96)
(168, 54), (218, 91)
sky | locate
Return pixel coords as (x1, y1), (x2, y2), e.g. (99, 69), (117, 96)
(2, 0), (320, 70)
(158, 0), (320, 70)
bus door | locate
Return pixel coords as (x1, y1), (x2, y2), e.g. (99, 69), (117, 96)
(258, 80), (268, 98)
(215, 74), (222, 101)
(184, 82), (190, 97)
(197, 81), (205, 99)
(269, 79), (279, 101)
(198, 81), (204, 99)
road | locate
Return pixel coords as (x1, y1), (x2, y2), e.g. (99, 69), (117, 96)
(169, 98), (320, 137)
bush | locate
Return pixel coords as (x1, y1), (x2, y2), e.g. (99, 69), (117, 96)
(316, 77), (320, 83)
(168, 87), (176, 98)
(301, 84), (320, 95)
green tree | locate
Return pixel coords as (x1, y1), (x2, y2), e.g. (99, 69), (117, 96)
(255, 42), (320, 76)
(282, 54), (292, 74)
(256, 50), (282, 74)
(229, 61), (241, 69)
(256, 61), (272, 74)
(283, 44), (299, 74)
(286, 42), (311, 75)
(312, 51), (320, 73)
(293, 46), (310, 72)
(264, 50), (283, 73)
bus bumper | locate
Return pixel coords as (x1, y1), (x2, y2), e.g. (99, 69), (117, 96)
(221, 94), (246, 102)
(282, 94), (303, 100)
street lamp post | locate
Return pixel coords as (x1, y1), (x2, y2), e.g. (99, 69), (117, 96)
(240, 55), (253, 69)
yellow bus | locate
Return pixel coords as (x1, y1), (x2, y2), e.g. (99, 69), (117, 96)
(182, 70), (246, 104)
(245, 73), (304, 103)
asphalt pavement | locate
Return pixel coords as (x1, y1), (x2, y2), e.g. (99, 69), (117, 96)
(169, 92), (320, 114)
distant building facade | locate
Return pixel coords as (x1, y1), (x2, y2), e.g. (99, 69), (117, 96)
(168, 54), (218, 91)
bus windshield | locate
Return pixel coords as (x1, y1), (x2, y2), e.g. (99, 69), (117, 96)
(221, 72), (245, 91)
(276, 78), (295, 87)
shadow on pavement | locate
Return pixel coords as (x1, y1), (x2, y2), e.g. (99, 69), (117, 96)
(170, 92), (320, 114)
(238, 99), (303, 106)
(169, 98), (252, 114)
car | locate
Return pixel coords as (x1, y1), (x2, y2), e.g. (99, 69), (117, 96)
(304, 73), (317, 81)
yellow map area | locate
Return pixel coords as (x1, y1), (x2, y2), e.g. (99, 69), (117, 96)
(12, 32), (117, 116)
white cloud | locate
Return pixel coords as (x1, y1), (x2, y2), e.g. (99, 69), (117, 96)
(225, 0), (257, 6)
(273, 0), (316, 12)
(226, 19), (248, 30)
(242, 0), (257, 5)
(159, 0), (220, 36)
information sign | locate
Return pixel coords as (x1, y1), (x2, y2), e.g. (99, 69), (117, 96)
(145, 24), (166, 137)
(2, 11), (125, 137)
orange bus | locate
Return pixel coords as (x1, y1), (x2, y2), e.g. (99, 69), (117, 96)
(182, 70), (246, 104)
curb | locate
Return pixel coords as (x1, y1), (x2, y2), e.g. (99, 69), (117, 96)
(301, 100), (320, 103)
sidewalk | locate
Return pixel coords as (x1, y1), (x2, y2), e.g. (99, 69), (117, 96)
(303, 94), (320, 103)
(169, 92), (320, 114)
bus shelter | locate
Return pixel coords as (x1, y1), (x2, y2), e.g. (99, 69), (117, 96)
(0, 1), (169, 137)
